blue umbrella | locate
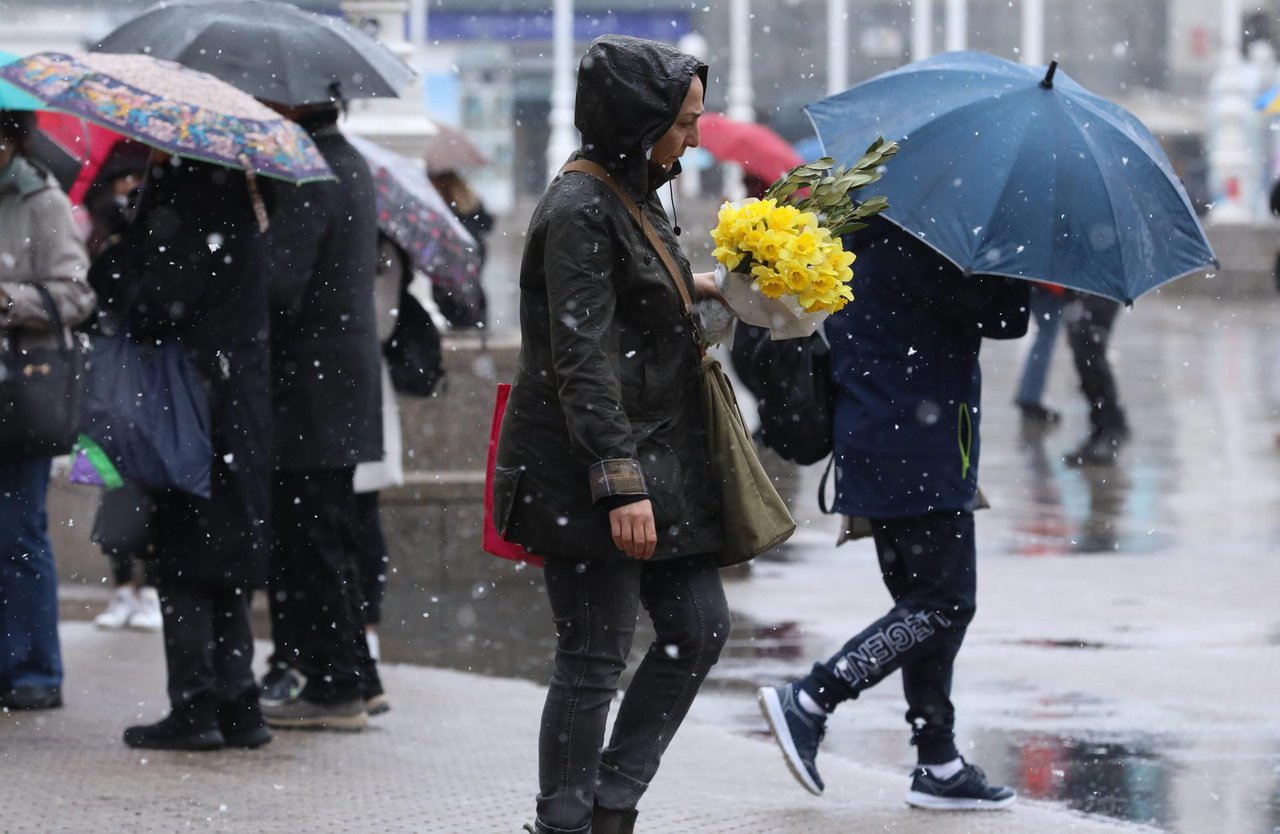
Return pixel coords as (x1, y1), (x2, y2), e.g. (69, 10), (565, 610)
(792, 135), (824, 163)
(807, 51), (1217, 303)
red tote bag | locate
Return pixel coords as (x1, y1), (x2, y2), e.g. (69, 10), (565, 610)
(482, 384), (543, 566)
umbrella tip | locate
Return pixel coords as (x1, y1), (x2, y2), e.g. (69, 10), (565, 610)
(1040, 61), (1059, 90)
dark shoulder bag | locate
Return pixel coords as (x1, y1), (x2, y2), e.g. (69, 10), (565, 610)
(384, 283), (446, 397)
(0, 285), (88, 463)
(729, 320), (834, 466)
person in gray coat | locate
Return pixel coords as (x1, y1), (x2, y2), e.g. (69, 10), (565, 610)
(0, 109), (93, 712)
(496, 36), (727, 834)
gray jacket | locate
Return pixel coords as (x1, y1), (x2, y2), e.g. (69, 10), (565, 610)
(0, 156), (94, 348)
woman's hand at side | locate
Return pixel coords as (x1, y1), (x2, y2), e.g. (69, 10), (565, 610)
(609, 499), (658, 559)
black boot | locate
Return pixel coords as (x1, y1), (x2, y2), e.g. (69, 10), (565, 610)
(123, 699), (225, 751)
(592, 805), (638, 834)
(218, 688), (272, 749)
(1064, 425), (1131, 467)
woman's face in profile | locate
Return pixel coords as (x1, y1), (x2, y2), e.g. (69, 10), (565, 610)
(650, 76), (704, 172)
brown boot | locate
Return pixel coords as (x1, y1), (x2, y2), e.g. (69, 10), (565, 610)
(591, 806), (638, 834)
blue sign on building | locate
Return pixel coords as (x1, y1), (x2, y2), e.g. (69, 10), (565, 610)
(428, 11), (691, 43)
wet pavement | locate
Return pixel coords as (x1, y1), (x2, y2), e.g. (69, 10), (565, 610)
(399, 294), (1280, 833)
(4, 623), (1142, 834)
(53, 294), (1280, 832)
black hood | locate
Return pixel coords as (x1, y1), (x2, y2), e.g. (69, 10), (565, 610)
(574, 35), (707, 197)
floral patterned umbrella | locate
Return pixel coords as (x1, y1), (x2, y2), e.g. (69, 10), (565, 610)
(347, 133), (485, 325)
(0, 51), (331, 183)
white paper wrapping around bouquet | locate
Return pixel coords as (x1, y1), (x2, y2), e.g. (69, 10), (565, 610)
(717, 265), (829, 341)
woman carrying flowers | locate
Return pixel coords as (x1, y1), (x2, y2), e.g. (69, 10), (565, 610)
(493, 35), (729, 834)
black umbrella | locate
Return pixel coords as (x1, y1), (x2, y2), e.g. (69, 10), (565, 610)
(92, 0), (414, 107)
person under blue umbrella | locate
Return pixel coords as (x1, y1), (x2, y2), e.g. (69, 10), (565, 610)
(758, 217), (1025, 811)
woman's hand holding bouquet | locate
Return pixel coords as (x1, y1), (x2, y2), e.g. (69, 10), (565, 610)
(710, 137), (899, 340)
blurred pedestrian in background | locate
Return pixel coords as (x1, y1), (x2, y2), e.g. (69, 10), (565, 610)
(0, 108), (93, 711)
(88, 482), (161, 632)
(429, 167), (492, 327)
(759, 218), (1023, 811)
(82, 139), (149, 258)
(429, 169), (492, 264)
(260, 103), (384, 732)
(110, 156), (274, 751)
(350, 234), (412, 678)
(1062, 292), (1130, 466)
(82, 140), (163, 634)
(1014, 283), (1067, 425)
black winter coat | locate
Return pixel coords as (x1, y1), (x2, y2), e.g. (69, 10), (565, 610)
(828, 218), (1029, 519)
(493, 35), (721, 560)
(268, 116), (382, 471)
(111, 159), (273, 588)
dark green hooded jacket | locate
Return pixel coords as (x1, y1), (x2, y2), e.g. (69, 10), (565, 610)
(492, 34), (721, 560)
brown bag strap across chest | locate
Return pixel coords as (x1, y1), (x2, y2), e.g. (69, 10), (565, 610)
(559, 159), (694, 315)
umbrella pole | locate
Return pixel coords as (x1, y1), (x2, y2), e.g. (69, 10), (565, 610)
(238, 155), (270, 234)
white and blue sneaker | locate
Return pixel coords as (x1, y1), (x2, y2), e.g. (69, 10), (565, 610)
(906, 760), (1017, 810)
(757, 682), (826, 795)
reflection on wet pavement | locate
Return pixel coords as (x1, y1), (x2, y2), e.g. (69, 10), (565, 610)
(1007, 422), (1170, 556)
(1009, 735), (1171, 827)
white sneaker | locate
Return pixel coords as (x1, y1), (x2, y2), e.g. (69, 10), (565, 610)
(94, 587), (138, 630)
(127, 587), (163, 632)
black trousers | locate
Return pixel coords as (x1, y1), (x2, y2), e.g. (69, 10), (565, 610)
(268, 468), (377, 704)
(801, 511), (977, 765)
(535, 554), (730, 834)
(158, 579), (256, 710)
(1065, 294), (1128, 434)
(352, 491), (388, 626)
(108, 552), (154, 587)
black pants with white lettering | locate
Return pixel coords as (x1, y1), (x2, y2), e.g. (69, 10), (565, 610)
(799, 510), (977, 764)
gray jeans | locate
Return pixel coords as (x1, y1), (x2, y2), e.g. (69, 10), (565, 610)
(535, 554), (729, 834)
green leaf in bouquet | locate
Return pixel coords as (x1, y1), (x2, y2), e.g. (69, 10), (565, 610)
(807, 158), (837, 170)
(851, 137), (899, 173)
(773, 181), (801, 199)
(831, 221), (869, 236)
(852, 196), (890, 217)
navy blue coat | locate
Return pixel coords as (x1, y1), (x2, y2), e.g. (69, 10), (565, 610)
(828, 219), (1029, 519)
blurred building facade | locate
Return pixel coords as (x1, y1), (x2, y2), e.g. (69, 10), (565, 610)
(3, 0), (1279, 214)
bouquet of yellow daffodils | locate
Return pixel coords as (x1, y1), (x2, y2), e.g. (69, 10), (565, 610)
(710, 137), (898, 339)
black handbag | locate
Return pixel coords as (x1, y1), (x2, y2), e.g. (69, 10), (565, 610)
(729, 320), (834, 466)
(0, 284), (88, 463)
(384, 284), (446, 398)
(91, 478), (154, 557)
